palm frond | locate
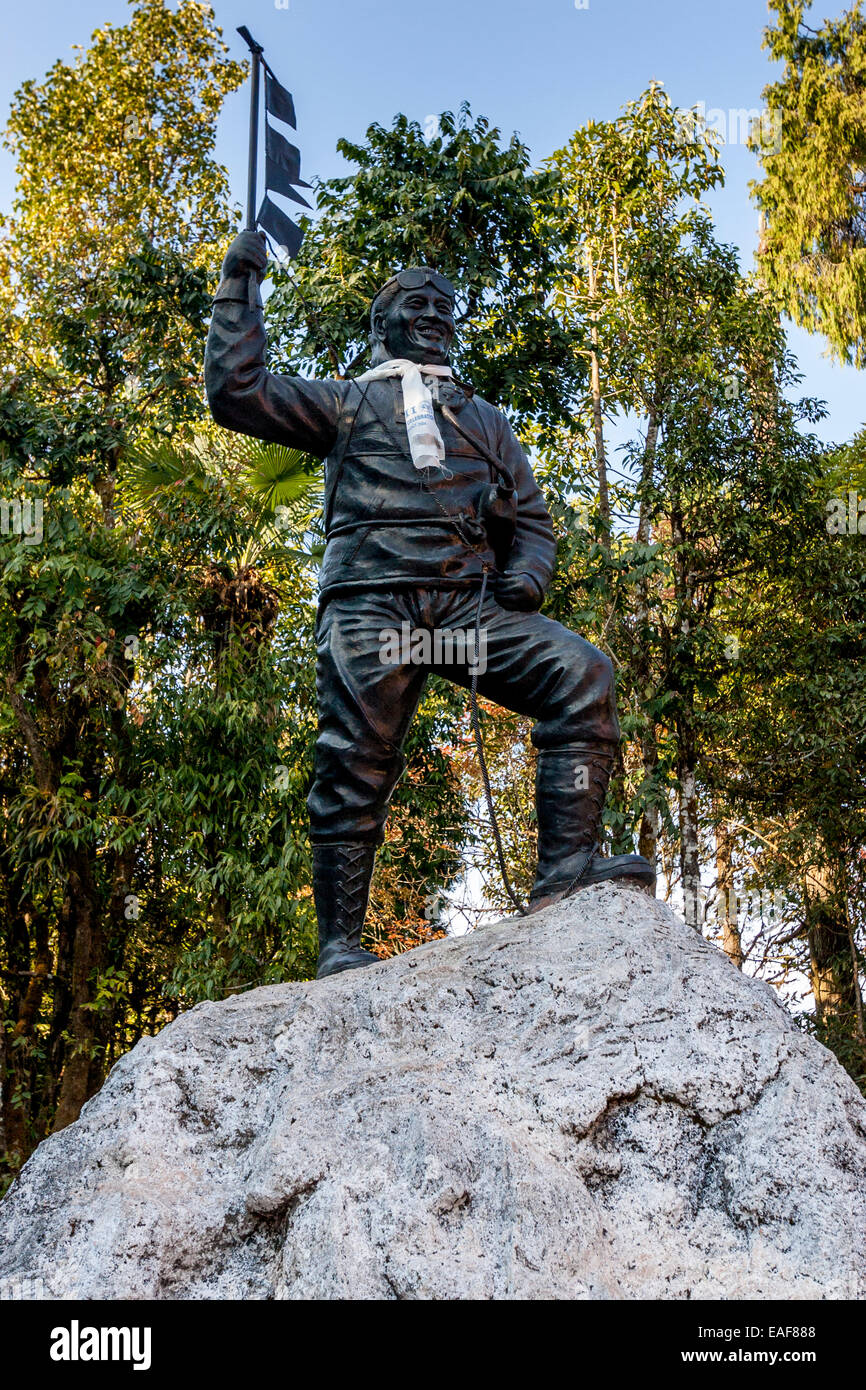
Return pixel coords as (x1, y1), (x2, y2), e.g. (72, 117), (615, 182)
(241, 443), (321, 511)
(121, 434), (213, 506)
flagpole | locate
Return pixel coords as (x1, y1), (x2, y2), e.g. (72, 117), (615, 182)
(237, 26), (264, 230)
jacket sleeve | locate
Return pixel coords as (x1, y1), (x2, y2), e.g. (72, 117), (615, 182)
(495, 415), (557, 594)
(204, 275), (342, 459)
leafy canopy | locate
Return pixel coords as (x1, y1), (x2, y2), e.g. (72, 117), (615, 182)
(266, 103), (581, 433)
(751, 0), (866, 365)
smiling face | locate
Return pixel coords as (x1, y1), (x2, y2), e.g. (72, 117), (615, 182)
(373, 283), (456, 364)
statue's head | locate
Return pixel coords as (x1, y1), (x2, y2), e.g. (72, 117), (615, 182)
(370, 268), (456, 366)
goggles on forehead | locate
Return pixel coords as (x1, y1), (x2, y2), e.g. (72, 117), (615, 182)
(373, 267), (456, 305)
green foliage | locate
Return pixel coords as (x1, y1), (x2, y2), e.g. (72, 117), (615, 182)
(751, 0), (866, 365)
(0, 3), (478, 1179)
(540, 86), (865, 1094)
(0, 1), (294, 1179)
(2, 0), (865, 1194)
(548, 81), (727, 409)
(0, 0), (246, 469)
(265, 103), (582, 434)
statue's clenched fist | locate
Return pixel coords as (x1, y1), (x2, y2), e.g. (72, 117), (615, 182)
(494, 572), (545, 612)
(220, 229), (268, 282)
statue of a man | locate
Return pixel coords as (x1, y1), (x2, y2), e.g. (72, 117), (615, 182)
(206, 231), (654, 977)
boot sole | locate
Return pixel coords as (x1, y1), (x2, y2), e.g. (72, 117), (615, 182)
(528, 873), (655, 915)
(316, 952), (380, 980)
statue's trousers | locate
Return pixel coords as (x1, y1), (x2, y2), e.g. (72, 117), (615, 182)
(307, 587), (620, 844)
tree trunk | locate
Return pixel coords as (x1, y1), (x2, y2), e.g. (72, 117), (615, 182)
(679, 757), (701, 931)
(805, 857), (865, 1074)
(636, 732), (659, 872)
(585, 247), (609, 526)
(51, 857), (104, 1133)
(2, 899), (52, 1164)
(606, 740), (633, 857)
(715, 817), (743, 968)
(636, 412), (659, 546)
(634, 411), (661, 871)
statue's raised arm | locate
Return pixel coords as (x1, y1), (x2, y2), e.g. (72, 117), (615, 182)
(205, 229), (344, 457)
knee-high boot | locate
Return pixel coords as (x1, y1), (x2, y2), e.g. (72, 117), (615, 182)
(313, 842), (380, 979)
(530, 747), (655, 912)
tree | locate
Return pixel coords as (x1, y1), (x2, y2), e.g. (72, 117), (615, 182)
(538, 90), (841, 950)
(1, 29), (509, 1178)
(545, 86), (729, 877)
(744, 0), (866, 1085)
(751, 0), (866, 367)
(547, 83), (725, 532)
(265, 103), (582, 435)
(0, 0), (245, 1171)
(709, 434), (866, 1087)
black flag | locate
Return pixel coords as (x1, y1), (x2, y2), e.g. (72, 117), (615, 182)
(265, 155), (312, 208)
(257, 195), (304, 259)
(237, 26), (309, 261)
(265, 122), (311, 188)
(264, 68), (296, 129)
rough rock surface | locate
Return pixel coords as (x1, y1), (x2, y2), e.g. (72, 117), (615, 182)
(1, 883), (864, 1300)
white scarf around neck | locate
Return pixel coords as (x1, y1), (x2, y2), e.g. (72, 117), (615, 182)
(355, 357), (452, 472)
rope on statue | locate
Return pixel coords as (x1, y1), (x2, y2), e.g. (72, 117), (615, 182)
(470, 568), (529, 918)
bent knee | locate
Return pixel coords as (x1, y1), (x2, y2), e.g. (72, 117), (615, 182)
(586, 645), (615, 693)
(561, 636), (614, 695)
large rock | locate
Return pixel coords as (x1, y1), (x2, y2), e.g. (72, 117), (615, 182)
(1, 883), (864, 1300)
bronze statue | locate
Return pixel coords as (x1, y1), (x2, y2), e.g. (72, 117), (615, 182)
(206, 232), (654, 977)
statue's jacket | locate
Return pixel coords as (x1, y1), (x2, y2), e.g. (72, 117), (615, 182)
(205, 288), (556, 604)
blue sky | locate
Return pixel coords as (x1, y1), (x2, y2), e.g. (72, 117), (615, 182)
(2, 0), (862, 443)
